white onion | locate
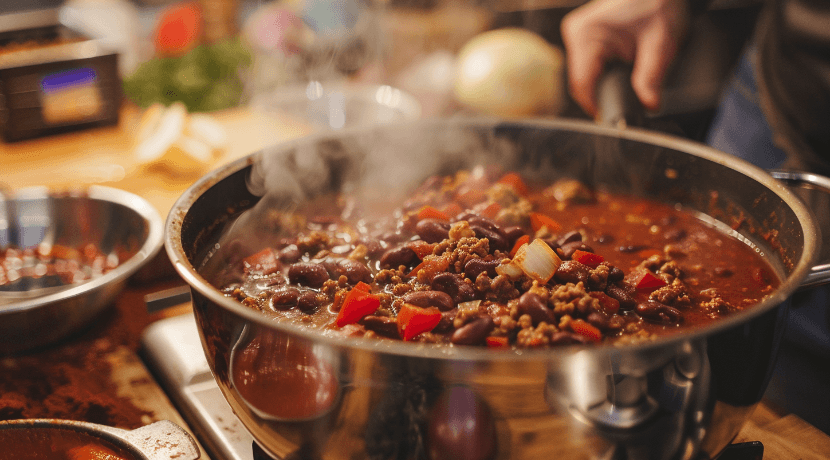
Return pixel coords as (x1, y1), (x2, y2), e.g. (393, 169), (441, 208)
(495, 260), (524, 280)
(513, 239), (561, 284)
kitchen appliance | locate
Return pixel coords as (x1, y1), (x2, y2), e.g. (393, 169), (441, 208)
(163, 118), (830, 459)
(0, 0), (120, 142)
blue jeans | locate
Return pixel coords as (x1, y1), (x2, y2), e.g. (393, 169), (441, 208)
(707, 49), (830, 433)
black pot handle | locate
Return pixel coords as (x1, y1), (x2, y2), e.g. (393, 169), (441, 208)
(596, 62), (645, 129)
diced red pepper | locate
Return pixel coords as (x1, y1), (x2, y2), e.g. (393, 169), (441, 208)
(634, 270), (667, 290)
(570, 319), (602, 343)
(497, 172), (529, 196)
(407, 240), (436, 260)
(397, 303), (442, 341)
(572, 249), (604, 268)
(408, 255), (450, 278)
(509, 234), (530, 258)
(441, 203), (463, 218)
(529, 212), (562, 233)
(481, 202), (502, 219)
(417, 205), (450, 222)
(486, 336), (510, 347)
(456, 188), (487, 208)
(335, 286), (380, 327)
(589, 291), (620, 314)
(353, 281), (372, 292)
(242, 248), (280, 275)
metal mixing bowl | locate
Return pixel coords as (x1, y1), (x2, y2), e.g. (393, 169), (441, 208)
(0, 185), (163, 353)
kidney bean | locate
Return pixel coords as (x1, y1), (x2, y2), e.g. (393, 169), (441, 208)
(467, 216), (502, 234)
(636, 300), (681, 324)
(451, 316), (495, 346)
(517, 292), (553, 325)
(608, 266), (625, 282)
(270, 287), (300, 310)
(379, 245), (417, 269)
(433, 310), (458, 334)
(402, 290), (455, 311)
(337, 258), (373, 284)
(278, 245), (302, 264)
(554, 260), (591, 285)
(502, 226), (526, 247)
(415, 218), (451, 243)
(288, 262), (330, 288)
(381, 231), (406, 244)
(606, 283), (637, 311)
(297, 290), (320, 313)
(542, 237), (562, 253)
(361, 315), (399, 338)
(431, 273), (476, 303)
(586, 311), (610, 330)
(560, 241), (594, 258)
(549, 331), (592, 345)
(596, 233), (615, 244)
(464, 258), (499, 281)
(471, 225), (508, 252)
(557, 230), (583, 246)
(361, 240), (385, 258)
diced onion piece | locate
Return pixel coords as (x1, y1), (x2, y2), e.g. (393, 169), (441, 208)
(457, 299), (482, 316)
(495, 260), (523, 280)
(513, 238), (561, 284)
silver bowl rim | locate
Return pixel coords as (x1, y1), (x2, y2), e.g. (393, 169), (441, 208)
(165, 116), (818, 361)
(0, 185), (164, 314)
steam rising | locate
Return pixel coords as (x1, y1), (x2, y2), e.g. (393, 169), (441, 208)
(200, 122), (522, 280)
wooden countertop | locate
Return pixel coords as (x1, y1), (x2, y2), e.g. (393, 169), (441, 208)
(1, 104), (828, 460)
(0, 104), (314, 217)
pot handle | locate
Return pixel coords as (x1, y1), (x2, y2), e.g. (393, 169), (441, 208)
(768, 170), (830, 290)
(596, 63), (644, 129)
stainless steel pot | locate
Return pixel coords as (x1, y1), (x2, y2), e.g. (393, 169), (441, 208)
(0, 419), (199, 460)
(165, 118), (830, 460)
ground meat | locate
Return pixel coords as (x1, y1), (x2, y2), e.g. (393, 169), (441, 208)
(650, 279), (692, 308)
(543, 179), (595, 203)
(587, 263), (611, 291)
(375, 268), (406, 286)
(516, 321), (560, 347)
(548, 282), (599, 318)
(296, 231), (332, 254)
(657, 260), (683, 281)
(699, 289), (735, 318)
(494, 199), (533, 228)
(447, 237), (490, 273)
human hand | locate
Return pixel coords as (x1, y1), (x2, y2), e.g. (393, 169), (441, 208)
(561, 0), (690, 116)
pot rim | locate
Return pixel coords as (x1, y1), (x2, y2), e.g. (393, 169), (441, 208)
(165, 117), (819, 361)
